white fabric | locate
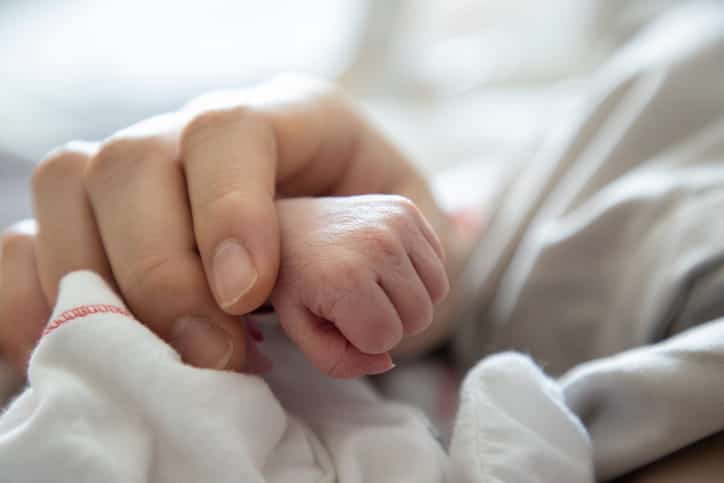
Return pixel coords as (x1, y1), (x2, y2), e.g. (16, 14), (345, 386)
(562, 320), (724, 479)
(449, 354), (592, 483)
(452, 3), (724, 480)
(0, 271), (591, 482)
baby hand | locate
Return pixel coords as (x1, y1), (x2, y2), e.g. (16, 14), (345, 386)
(271, 195), (449, 378)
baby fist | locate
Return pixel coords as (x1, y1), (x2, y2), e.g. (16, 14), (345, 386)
(271, 195), (449, 378)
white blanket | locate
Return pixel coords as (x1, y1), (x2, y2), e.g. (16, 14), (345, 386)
(0, 271), (593, 482)
(448, 3), (724, 478)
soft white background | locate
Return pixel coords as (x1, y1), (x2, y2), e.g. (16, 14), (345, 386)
(0, 0), (686, 224)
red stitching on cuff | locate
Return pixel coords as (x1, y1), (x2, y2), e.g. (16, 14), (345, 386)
(42, 304), (133, 336)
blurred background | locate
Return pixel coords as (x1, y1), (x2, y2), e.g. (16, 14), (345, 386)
(0, 0), (691, 227)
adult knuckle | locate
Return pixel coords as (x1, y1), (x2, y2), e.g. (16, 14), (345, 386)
(195, 189), (244, 221)
(32, 143), (90, 194)
(182, 108), (234, 146)
(0, 231), (32, 264)
(180, 105), (267, 158)
(124, 254), (184, 303)
(0, 232), (33, 300)
(86, 136), (170, 186)
(0, 329), (25, 372)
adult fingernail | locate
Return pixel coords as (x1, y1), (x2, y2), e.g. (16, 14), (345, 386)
(213, 240), (258, 309)
(171, 316), (234, 369)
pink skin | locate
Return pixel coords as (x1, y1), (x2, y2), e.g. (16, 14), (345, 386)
(271, 195), (449, 378)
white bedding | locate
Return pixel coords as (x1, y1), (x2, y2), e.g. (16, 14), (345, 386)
(0, 271), (593, 482)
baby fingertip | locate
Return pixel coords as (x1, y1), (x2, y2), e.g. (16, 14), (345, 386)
(368, 354), (396, 375)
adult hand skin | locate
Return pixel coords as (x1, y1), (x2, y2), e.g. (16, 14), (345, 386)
(1, 74), (462, 375)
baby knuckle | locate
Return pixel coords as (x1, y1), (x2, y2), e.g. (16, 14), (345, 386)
(388, 195), (419, 226)
(363, 318), (402, 353)
(428, 269), (451, 303)
(390, 194), (417, 213)
(407, 301), (434, 335)
(317, 286), (351, 323)
(363, 226), (401, 260)
(326, 257), (363, 284)
(325, 345), (350, 378)
(315, 267), (365, 318)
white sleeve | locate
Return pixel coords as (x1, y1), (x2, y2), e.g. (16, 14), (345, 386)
(450, 353), (593, 483)
(562, 320), (724, 480)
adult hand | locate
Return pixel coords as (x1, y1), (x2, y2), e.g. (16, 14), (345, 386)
(1, 74), (443, 374)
